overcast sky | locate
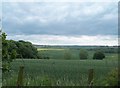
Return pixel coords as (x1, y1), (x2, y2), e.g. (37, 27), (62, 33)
(2, 0), (119, 46)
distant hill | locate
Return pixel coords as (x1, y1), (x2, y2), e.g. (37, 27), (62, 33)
(34, 44), (118, 49)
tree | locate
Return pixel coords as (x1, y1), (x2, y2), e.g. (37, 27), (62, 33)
(10, 50), (17, 61)
(79, 49), (88, 60)
(2, 32), (40, 60)
(64, 51), (72, 60)
(93, 51), (105, 60)
(2, 32), (41, 72)
(16, 40), (39, 59)
(2, 32), (11, 72)
(2, 32), (9, 61)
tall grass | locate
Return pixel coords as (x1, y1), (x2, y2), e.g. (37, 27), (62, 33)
(3, 59), (118, 86)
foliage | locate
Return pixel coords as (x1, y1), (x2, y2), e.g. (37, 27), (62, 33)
(103, 68), (119, 86)
(64, 51), (72, 60)
(88, 46), (118, 54)
(38, 51), (50, 59)
(37, 47), (118, 60)
(15, 40), (39, 59)
(2, 62), (11, 73)
(2, 33), (9, 61)
(2, 32), (41, 72)
(2, 33), (11, 72)
(10, 50), (17, 61)
(79, 49), (88, 60)
(93, 51), (105, 60)
(2, 33), (40, 60)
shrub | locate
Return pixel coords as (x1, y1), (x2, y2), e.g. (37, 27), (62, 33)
(10, 50), (17, 61)
(93, 51), (105, 60)
(64, 51), (72, 60)
(44, 56), (50, 59)
(103, 68), (120, 86)
(79, 49), (88, 60)
(2, 62), (11, 73)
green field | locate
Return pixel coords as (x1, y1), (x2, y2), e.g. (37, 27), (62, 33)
(3, 56), (118, 86)
(38, 48), (118, 60)
(2, 47), (119, 86)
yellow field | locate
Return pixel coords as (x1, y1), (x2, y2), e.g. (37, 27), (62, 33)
(37, 48), (65, 51)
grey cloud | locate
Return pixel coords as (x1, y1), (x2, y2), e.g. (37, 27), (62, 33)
(2, 2), (118, 36)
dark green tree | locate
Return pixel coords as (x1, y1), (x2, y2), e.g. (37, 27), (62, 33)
(10, 50), (17, 61)
(16, 40), (38, 59)
(2, 32), (11, 72)
(2, 32), (41, 72)
(2, 33), (40, 60)
(93, 51), (105, 60)
(2, 32), (9, 61)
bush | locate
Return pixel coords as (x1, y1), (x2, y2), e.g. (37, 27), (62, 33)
(10, 50), (17, 61)
(64, 51), (72, 60)
(2, 62), (11, 73)
(93, 51), (105, 60)
(44, 56), (50, 59)
(79, 49), (88, 60)
(103, 68), (120, 86)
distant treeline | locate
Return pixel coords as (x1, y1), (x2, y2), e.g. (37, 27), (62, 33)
(35, 45), (119, 54)
(87, 47), (119, 53)
(34, 45), (118, 48)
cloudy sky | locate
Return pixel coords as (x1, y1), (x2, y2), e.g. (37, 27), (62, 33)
(2, 0), (119, 45)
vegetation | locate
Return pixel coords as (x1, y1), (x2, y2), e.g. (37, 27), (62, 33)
(9, 40), (39, 59)
(88, 46), (118, 53)
(79, 49), (88, 60)
(2, 33), (40, 60)
(64, 51), (72, 60)
(2, 33), (40, 72)
(93, 51), (105, 60)
(101, 68), (119, 86)
(2, 33), (12, 72)
(2, 59), (118, 86)
(2, 32), (119, 86)
(2, 33), (9, 61)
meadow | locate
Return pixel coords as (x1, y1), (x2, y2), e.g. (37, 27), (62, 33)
(37, 47), (118, 60)
(2, 47), (118, 86)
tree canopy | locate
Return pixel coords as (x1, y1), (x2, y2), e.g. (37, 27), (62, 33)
(93, 51), (105, 60)
(2, 32), (40, 61)
(2, 32), (41, 72)
(79, 49), (88, 60)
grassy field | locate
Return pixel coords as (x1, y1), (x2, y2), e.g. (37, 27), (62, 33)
(38, 48), (118, 60)
(3, 58), (118, 86)
(2, 47), (118, 86)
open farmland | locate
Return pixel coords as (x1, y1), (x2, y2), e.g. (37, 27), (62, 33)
(2, 1), (119, 87)
(37, 48), (65, 51)
(2, 47), (118, 86)
(37, 47), (118, 60)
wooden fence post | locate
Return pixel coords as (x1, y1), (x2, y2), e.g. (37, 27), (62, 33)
(88, 69), (94, 87)
(17, 66), (24, 87)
